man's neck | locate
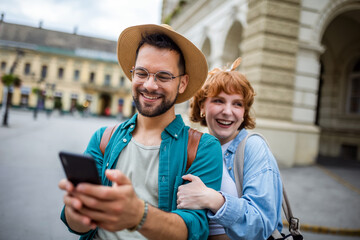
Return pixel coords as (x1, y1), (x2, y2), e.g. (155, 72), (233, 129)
(132, 108), (176, 146)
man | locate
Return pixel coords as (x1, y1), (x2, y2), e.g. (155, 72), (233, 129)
(59, 24), (222, 240)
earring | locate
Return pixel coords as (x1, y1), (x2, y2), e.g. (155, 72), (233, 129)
(200, 112), (205, 118)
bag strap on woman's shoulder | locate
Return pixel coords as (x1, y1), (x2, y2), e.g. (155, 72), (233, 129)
(233, 132), (302, 239)
(99, 125), (202, 172)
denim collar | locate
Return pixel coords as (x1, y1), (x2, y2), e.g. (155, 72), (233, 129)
(226, 128), (248, 154)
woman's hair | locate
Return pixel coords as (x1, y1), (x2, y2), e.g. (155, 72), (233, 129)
(189, 58), (256, 130)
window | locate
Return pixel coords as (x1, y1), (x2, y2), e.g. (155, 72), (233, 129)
(41, 65), (48, 79)
(348, 59), (360, 114)
(74, 70), (80, 81)
(104, 74), (111, 86)
(1, 61), (7, 71)
(119, 76), (125, 86)
(58, 67), (64, 79)
(89, 72), (95, 83)
(24, 63), (31, 75)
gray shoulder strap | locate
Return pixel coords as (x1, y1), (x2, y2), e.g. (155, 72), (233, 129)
(233, 132), (302, 236)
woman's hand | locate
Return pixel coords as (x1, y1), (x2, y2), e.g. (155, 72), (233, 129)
(177, 174), (225, 213)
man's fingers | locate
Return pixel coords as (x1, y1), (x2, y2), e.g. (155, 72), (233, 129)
(59, 178), (74, 192)
(66, 204), (95, 228)
(75, 182), (119, 201)
(64, 193), (83, 210)
(105, 169), (131, 185)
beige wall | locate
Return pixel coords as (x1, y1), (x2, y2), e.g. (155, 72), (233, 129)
(0, 47), (133, 118)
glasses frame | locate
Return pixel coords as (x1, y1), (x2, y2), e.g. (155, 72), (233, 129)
(130, 67), (185, 83)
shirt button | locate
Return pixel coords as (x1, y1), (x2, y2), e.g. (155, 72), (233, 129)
(123, 139), (127, 143)
(130, 125), (134, 128)
(228, 167), (232, 170)
(175, 134), (178, 138)
(226, 153), (229, 156)
(106, 163), (109, 167)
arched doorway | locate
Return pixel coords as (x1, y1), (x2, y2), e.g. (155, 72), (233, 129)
(99, 94), (111, 116)
(317, 10), (360, 163)
(201, 37), (211, 68)
(223, 21), (243, 66)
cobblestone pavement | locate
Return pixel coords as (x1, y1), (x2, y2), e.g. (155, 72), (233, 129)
(0, 109), (359, 240)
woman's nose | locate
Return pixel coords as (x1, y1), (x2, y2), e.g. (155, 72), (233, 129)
(222, 104), (232, 115)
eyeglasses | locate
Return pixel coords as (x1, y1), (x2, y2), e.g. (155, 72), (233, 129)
(130, 67), (184, 83)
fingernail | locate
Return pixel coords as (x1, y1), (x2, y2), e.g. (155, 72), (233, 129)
(77, 184), (84, 192)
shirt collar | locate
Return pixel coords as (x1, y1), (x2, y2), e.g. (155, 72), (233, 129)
(226, 128), (248, 154)
(162, 114), (185, 140)
(121, 113), (185, 139)
(121, 113), (138, 129)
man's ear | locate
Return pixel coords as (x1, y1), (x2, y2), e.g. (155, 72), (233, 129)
(178, 74), (189, 94)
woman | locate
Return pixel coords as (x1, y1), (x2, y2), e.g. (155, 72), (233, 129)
(177, 58), (283, 240)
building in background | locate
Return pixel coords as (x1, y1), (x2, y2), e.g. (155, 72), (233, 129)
(163, 0), (360, 166)
(0, 19), (135, 118)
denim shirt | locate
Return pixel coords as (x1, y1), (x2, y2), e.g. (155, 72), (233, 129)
(61, 113), (223, 240)
(207, 129), (283, 240)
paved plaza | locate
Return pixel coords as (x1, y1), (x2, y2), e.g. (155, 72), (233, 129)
(0, 109), (359, 240)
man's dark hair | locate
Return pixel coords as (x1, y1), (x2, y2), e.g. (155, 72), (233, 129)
(135, 33), (186, 75)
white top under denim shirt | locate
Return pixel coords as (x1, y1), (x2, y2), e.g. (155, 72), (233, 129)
(207, 128), (283, 240)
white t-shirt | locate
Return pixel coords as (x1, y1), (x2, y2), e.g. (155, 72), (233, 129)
(209, 139), (238, 236)
(94, 138), (160, 240)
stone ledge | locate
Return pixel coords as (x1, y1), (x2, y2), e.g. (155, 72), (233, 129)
(244, 68), (294, 86)
(256, 117), (319, 133)
(244, 17), (299, 38)
(243, 50), (296, 70)
(247, 0), (300, 23)
(242, 34), (298, 54)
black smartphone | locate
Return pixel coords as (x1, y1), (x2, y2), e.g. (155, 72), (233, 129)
(59, 151), (101, 186)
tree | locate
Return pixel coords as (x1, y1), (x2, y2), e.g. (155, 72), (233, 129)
(1, 74), (21, 126)
(1, 49), (24, 126)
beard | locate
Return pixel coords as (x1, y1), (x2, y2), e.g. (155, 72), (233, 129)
(133, 88), (178, 117)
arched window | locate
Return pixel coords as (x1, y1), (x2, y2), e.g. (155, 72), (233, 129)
(348, 59), (360, 114)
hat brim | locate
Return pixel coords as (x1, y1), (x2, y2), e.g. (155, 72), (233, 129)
(117, 24), (208, 103)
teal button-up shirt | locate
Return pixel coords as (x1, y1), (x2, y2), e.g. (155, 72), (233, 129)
(61, 113), (223, 240)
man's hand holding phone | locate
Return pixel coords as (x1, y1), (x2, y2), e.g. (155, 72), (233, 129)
(58, 152), (144, 233)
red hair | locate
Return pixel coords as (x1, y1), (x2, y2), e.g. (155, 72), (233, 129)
(189, 58), (256, 130)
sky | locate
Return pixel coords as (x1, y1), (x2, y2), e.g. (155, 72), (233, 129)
(0, 0), (163, 41)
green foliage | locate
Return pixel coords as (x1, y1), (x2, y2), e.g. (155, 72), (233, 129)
(163, 0), (187, 24)
(32, 87), (41, 94)
(1, 74), (21, 87)
(76, 103), (85, 112)
(54, 98), (62, 110)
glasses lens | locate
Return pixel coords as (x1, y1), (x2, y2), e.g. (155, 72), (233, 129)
(134, 69), (148, 80)
(155, 71), (173, 82)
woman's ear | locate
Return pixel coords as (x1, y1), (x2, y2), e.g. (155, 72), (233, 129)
(200, 101), (206, 118)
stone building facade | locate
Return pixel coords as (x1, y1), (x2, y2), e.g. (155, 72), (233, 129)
(0, 21), (135, 118)
(163, 0), (360, 166)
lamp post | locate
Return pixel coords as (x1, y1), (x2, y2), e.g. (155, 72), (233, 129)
(1, 49), (24, 127)
(33, 77), (44, 120)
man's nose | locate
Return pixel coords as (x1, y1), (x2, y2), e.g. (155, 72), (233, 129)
(143, 74), (159, 90)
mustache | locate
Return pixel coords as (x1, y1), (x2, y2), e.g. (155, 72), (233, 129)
(137, 88), (164, 97)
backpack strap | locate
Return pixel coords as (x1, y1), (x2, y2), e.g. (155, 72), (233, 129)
(186, 128), (203, 172)
(100, 124), (120, 155)
(99, 125), (202, 172)
(233, 132), (302, 238)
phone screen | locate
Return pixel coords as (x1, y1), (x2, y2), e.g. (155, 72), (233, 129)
(59, 151), (101, 186)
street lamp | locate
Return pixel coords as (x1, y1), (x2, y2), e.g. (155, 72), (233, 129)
(33, 77), (44, 120)
(1, 49), (24, 127)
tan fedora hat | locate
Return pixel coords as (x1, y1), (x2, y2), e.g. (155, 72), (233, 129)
(117, 24), (208, 103)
